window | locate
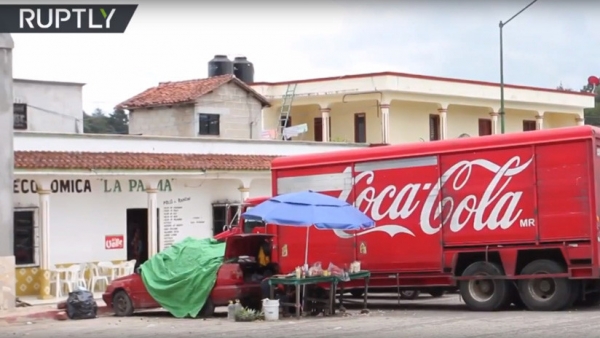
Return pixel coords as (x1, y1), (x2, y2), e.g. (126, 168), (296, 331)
(313, 116), (332, 142)
(13, 210), (37, 266)
(212, 203), (241, 235)
(354, 113), (366, 143)
(241, 206), (265, 233)
(478, 119), (492, 136)
(199, 113), (220, 136)
(523, 120), (536, 132)
(13, 103), (27, 130)
(280, 116), (292, 141)
(429, 114), (440, 141)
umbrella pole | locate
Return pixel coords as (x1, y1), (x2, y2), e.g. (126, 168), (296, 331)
(304, 227), (309, 265)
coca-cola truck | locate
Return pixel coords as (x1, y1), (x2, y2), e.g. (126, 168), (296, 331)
(232, 125), (600, 311)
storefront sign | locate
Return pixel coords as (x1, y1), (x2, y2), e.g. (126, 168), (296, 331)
(13, 179), (92, 194)
(103, 179), (172, 193)
(105, 235), (125, 250)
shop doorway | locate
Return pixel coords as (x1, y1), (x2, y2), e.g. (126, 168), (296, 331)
(126, 209), (148, 267)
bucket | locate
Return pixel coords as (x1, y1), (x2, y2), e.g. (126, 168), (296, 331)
(262, 298), (280, 321)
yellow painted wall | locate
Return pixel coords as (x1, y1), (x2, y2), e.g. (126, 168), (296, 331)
(267, 101), (582, 145)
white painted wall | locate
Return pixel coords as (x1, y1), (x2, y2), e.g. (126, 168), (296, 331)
(13, 175), (270, 266)
(13, 79), (84, 134)
(14, 131), (367, 155)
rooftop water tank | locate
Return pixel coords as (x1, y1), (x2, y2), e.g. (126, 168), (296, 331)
(233, 56), (254, 84)
(208, 55), (234, 77)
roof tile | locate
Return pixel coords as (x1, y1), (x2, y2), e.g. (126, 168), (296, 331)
(116, 74), (269, 109)
(14, 151), (275, 171)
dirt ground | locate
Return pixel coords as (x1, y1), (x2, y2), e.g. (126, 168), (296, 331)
(3, 294), (600, 337)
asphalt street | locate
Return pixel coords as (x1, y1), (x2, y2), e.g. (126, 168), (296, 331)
(3, 293), (600, 337)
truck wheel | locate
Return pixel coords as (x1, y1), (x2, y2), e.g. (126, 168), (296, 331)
(459, 261), (511, 311)
(517, 259), (572, 311)
(350, 289), (364, 298)
(199, 298), (215, 318)
(112, 290), (134, 317)
(429, 289), (445, 298)
(400, 290), (420, 300)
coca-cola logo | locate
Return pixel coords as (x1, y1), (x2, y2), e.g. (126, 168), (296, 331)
(334, 156), (533, 238)
(105, 235), (124, 250)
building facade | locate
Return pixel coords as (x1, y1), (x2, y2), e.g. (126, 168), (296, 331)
(13, 79), (85, 134)
(121, 74), (269, 139)
(250, 72), (595, 144)
(12, 131), (365, 298)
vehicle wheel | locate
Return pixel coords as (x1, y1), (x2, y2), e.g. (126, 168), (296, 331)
(517, 259), (572, 311)
(429, 289), (445, 298)
(400, 290), (420, 300)
(112, 290), (134, 317)
(459, 261), (511, 311)
(199, 298), (215, 318)
(350, 289), (364, 298)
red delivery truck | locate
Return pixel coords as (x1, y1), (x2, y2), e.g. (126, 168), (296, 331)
(249, 125), (600, 312)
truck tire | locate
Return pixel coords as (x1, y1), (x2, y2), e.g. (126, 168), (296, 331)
(199, 298), (215, 318)
(400, 290), (420, 300)
(112, 290), (134, 317)
(459, 261), (511, 311)
(517, 259), (572, 311)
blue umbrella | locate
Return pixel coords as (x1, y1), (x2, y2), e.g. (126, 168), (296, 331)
(242, 190), (375, 230)
(242, 191), (375, 265)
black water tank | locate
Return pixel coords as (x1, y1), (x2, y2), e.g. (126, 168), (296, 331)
(233, 56), (254, 84)
(208, 55), (234, 77)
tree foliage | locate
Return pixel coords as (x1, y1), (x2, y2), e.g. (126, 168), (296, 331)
(83, 108), (129, 134)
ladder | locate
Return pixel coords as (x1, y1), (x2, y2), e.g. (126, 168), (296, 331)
(278, 84), (298, 140)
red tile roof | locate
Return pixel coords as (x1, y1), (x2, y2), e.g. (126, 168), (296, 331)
(116, 74), (270, 109)
(14, 151), (275, 171)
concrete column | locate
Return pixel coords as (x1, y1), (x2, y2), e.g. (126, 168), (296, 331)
(536, 114), (544, 130)
(0, 33), (15, 311)
(37, 189), (52, 299)
(490, 111), (499, 135)
(437, 108), (448, 140)
(238, 186), (250, 202)
(147, 188), (158, 258)
(380, 103), (391, 144)
(576, 116), (584, 126)
(319, 107), (331, 142)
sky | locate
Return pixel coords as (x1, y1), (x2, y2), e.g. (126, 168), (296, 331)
(5, 0), (600, 113)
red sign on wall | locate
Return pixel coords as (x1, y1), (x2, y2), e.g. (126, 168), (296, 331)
(105, 235), (125, 250)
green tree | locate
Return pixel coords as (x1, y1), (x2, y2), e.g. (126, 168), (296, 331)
(83, 108), (129, 134)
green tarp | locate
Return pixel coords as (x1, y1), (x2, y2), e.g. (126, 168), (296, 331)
(140, 237), (226, 318)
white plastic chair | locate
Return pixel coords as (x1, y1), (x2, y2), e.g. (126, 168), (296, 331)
(122, 260), (136, 276)
(89, 263), (110, 292)
(48, 265), (62, 298)
(97, 261), (118, 282)
(60, 265), (81, 294)
(77, 263), (88, 289)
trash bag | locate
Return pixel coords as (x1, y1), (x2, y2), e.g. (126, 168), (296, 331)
(66, 288), (98, 320)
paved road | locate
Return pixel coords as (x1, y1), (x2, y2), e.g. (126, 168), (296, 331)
(4, 294), (600, 337)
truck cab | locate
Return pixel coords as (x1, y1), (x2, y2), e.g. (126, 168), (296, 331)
(214, 197), (270, 240)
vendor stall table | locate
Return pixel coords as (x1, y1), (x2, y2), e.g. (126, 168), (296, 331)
(268, 271), (370, 319)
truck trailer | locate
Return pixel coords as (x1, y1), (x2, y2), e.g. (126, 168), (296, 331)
(232, 125), (600, 311)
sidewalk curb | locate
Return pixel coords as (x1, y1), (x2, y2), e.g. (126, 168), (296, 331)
(1, 305), (112, 324)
